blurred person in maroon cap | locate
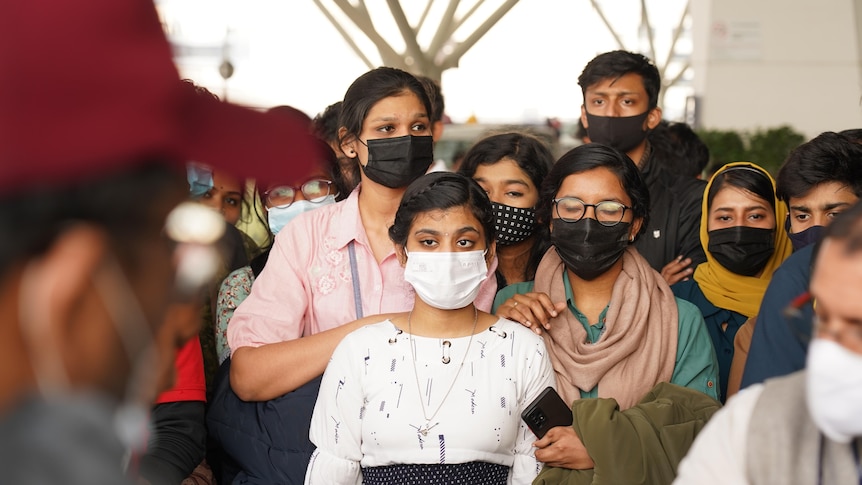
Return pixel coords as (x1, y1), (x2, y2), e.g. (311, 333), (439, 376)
(0, 0), (323, 483)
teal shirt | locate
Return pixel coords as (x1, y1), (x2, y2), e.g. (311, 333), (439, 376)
(494, 273), (720, 401)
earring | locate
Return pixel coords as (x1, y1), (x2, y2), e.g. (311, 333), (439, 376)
(629, 235), (634, 242)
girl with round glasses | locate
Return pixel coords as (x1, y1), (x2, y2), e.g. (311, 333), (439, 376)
(213, 136), (345, 367)
(306, 172), (554, 484)
(493, 144), (719, 480)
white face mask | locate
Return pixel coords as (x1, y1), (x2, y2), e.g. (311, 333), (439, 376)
(805, 338), (862, 444)
(267, 195), (336, 235)
(403, 249), (488, 310)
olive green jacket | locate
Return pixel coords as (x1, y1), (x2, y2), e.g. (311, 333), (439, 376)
(534, 382), (721, 485)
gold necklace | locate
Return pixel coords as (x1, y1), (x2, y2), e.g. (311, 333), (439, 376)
(408, 306), (478, 436)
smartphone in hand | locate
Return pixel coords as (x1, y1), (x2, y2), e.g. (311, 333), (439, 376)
(521, 386), (573, 439)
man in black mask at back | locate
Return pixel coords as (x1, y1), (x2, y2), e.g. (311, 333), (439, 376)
(578, 50), (706, 284)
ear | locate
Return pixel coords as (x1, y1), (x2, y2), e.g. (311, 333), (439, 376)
(580, 105), (588, 128)
(19, 224), (110, 387)
(646, 106), (662, 130)
(395, 244), (408, 267)
(485, 240), (497, 266)
(431, 121), (445, 142)
(629, 217), (644, 242)
(338, 127), (357, 159)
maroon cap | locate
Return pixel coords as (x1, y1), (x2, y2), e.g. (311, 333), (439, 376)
(0, 0), (322, 196)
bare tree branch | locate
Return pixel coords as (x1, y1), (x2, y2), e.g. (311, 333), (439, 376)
(428, 0), (462, 59)
(452, 0), (485, 32)
(590, 0), (626, 50)
(661, 0), (689, 78)
(313, 0), (375, 70)
(665, 61), (690, 88)
(640, 0), (657, 62)
(386, 0), (428, 72)
(660, 60), (690, 108)
(441, 0), (518, 70)
(416, 0), (435, 33)
(330, 0), (404, 67)
(313, 0), (520, 80)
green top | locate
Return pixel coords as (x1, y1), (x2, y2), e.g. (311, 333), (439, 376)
(494, 272), (720, 401)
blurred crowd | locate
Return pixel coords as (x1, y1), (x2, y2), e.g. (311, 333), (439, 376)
(2, 1), (861, 484)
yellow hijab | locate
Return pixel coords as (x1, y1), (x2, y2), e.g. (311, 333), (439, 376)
(693, 162), (793, 317)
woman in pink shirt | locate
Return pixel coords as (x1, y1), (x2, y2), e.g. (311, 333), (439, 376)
(214, 67), (498, 484)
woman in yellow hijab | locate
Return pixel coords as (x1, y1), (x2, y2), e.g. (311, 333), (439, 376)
(672, 162), (792, 402)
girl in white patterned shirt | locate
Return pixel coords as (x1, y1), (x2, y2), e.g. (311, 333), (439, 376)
(306, 172), (556, 485)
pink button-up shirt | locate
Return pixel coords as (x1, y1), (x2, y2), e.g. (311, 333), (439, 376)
(228, 187), (498, 351)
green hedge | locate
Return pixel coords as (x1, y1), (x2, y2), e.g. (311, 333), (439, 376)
(697, 125), (806, 177)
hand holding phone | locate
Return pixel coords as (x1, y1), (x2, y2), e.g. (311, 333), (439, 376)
(521, 386), (573, 439)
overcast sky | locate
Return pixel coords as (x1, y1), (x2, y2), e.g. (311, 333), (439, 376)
(159, 0), (690, 124)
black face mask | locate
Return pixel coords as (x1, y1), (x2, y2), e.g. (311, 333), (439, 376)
(492, 202), (536, 246)
(584, 111), (650, 153)
(360, 135), (434, 188)
(551, 218), (631, 281)
(707, 226), (776, 276)
(785, 217), (825, 252)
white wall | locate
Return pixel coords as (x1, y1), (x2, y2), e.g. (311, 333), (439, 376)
(692, 0), (862, 139)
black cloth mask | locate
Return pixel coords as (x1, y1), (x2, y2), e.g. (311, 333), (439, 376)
(584, 111), (650, 153)
(785, 217), (825, 252)
(551, 218), (631, 281)
(492, 202), (536, 246)
(360, 135), (434, 188)
(707, 226), (776, 276)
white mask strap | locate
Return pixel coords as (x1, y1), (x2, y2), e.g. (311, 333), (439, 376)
(18, 261), (71, 395)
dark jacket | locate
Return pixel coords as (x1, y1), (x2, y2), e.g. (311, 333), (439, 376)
(206, 358), (321, 485)
(741, 243), (815, 388)
(534, 382), (721, 485)
(140, 401), (207, 484)
(634, 152), (706, 272)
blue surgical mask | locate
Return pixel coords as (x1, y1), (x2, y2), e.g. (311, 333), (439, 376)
(186, 163), (213, 197)
(267, 195), (336, 235)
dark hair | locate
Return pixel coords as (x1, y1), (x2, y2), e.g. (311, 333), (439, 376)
(181, 78), (219, 101)
(457, 132), (555, 193)
(416, 76), (445, 124)
(648, 121), (710, 178)
(389, 172), (495, 248)
(337, 67), (433, 146)
(577, 50), (661, 109)
(776, 131), (862, 201)
(838, 128), (862, 143)
(819, 200), (862, 257)
(0, 162), (184, 275)
(538, 144), (650, 237)
(707, 164), (776, 212)
(311, 101), (342, 146)
(312, 101), (359, 195)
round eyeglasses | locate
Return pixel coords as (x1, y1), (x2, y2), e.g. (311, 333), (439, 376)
(553, 197), (631, 226)
(264, 179), (333, 208)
